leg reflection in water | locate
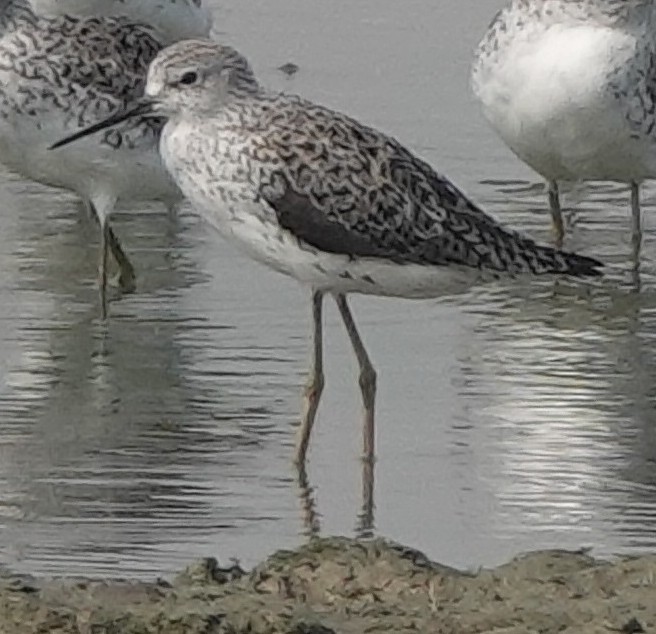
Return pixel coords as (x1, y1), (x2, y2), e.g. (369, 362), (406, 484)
(295, 458), (375, 539)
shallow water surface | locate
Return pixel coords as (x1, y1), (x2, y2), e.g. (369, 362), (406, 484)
(1, 0), (656, 578)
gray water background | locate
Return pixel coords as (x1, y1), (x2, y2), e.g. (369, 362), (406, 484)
(1, 0), (656, 578)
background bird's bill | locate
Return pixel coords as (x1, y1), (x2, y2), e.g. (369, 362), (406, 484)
(49, 99), (155, 150)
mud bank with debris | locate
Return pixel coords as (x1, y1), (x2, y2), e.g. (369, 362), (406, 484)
(1, 537), (655, 633)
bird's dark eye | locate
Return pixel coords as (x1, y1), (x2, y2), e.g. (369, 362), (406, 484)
(179, 71), (198, 85)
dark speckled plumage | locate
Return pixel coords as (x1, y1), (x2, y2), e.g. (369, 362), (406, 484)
(50, 39), (605, 463)
(51, 40), (605, 286)
(0, 0), (211, 314)
(246, 92), (601, 276)
(76, 41), (597, 288)
(0, 2), (163, 151)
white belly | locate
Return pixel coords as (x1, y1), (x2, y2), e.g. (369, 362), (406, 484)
(193, 195), (493, 299)
(474, 24), (654, 181)
(163, 122), (499, 300)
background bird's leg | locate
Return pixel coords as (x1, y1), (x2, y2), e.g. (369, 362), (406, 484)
(88, 200), (136, 294)
(630, 181), (642, 272)
(334, 294), (376, 463)
(106, 228), (136, 293)
(548, 180), (564, 248)
(165, 198), (183, 218)
(90, 195), (118, 318)
(99, 218), (110, 319)
(295, 290), (325, 464)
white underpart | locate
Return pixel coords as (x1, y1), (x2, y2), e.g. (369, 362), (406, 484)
(161, 120), (496, 299)
(472, 20), (656, 182)
(28, 0), (213, 43)
(182, 196), (488, 299)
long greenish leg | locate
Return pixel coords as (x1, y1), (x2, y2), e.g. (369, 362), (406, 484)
(630, 181), (642, 272)
(548, 180), (564, 248)
(294, 290), (325, 465)
(88, 200), (136, 294)
(99, 219), (110, 319)
(106, 227), (136, 293)
(334, 294), (376, 463)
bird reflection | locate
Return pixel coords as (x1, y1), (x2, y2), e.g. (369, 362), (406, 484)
(295, 464), (321, 538)
(295, 457), (376, 539)
(630, 266), (641, 293)
(356, 459), (375, 538)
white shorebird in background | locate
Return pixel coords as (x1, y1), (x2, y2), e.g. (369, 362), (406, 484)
(51, 40), (603, 463)
(0, 0), (212, 315)
(28, 0), (213, 43)
(471, 0), (655, 267)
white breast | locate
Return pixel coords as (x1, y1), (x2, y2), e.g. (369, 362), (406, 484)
(473, 22), (655, 181)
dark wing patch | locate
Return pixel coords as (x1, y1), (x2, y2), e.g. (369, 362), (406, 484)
(264, 185), (406, 262)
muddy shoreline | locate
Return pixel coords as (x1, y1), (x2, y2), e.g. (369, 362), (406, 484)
(1, 537), (655, 633)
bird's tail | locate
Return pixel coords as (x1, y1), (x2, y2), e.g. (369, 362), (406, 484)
(535, 244), (603, 277)
(432, 182), (604, 278)
(472, 222), (604, 278)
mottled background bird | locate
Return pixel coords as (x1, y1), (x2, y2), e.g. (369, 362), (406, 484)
(0, 0), (213, 315)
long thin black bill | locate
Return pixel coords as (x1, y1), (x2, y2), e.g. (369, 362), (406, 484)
(49, 99), (156, 150)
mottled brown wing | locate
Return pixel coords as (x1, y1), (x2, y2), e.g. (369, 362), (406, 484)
(254, 97), (505, 268)
(0, 14), (163, 148)
(254, 95), (599, 276)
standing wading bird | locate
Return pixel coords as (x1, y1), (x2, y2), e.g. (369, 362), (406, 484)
(471, 0), (656, 269)
(51, 40), (603, 464)
(0, 0), (212, 315)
